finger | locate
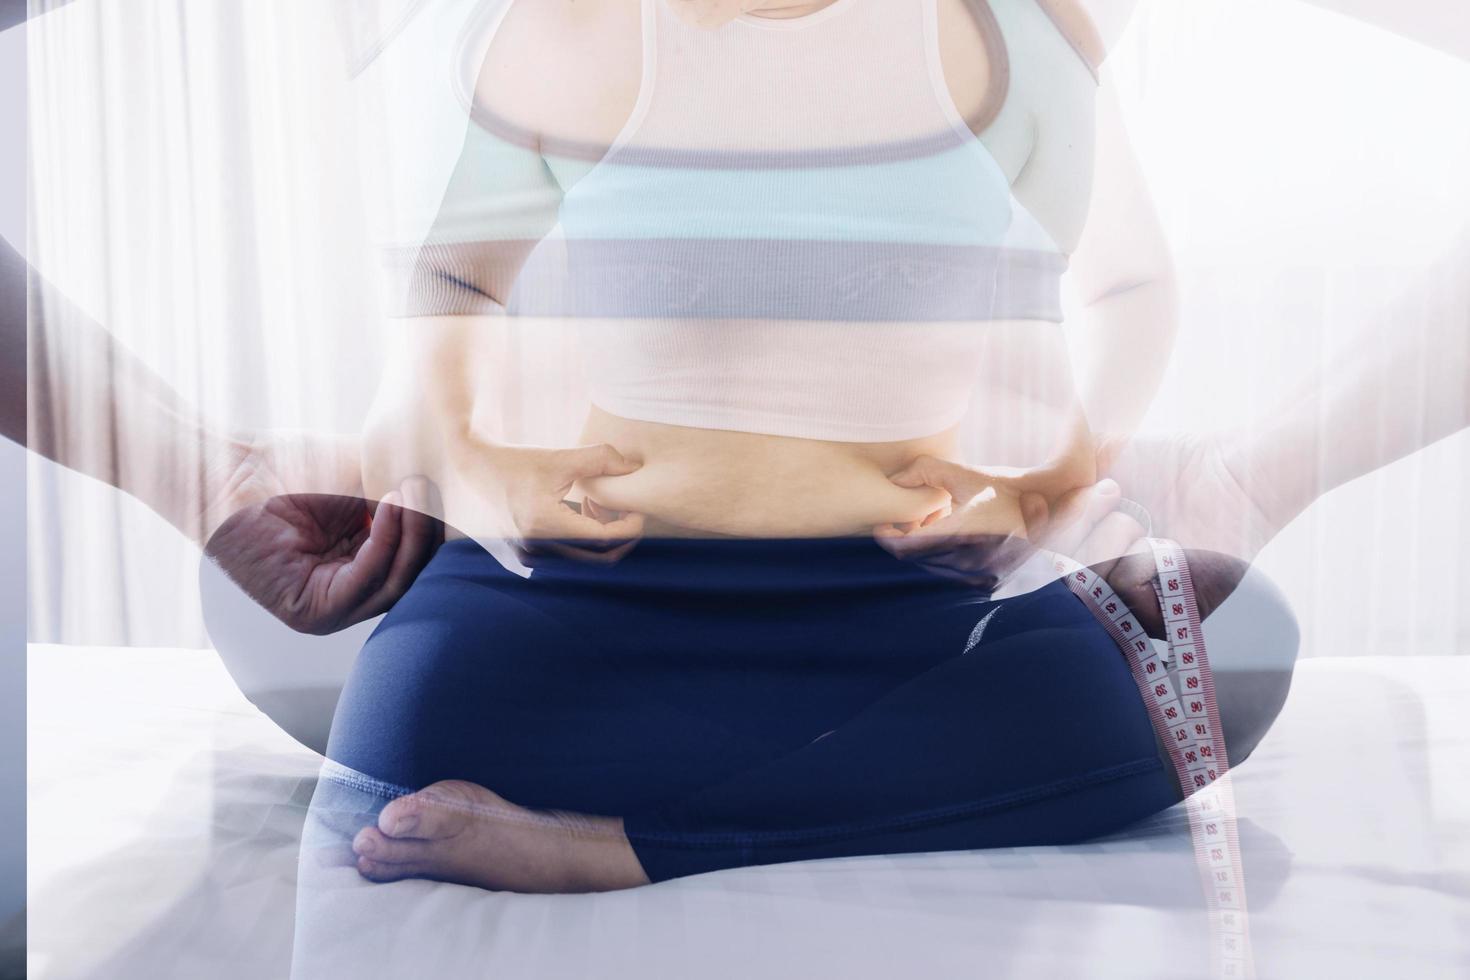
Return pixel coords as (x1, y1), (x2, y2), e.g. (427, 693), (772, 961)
(886, 455), (979, 502)
(541, 535), (642, 565)
(874, 515), (924, 540)
(873, 522), (947, 559)
(1073, 511), (1149, 578)
(582, 495), (627, 525)
(321, 491), (403, 625)
(1019, 492), (1049, 540)
(559, 443), (642, 481)
(349, 476), (446, 622)
(567, 507), (645, 547)
(1038, 479), (1120, 558)
(590, 513), (646, 550)
(1037, 486), (1092, 548)
(918, 506), (948, 529)
(532, 515), (644, 563)
(871, 515), (970, 562)
(531, 506), (645, 554)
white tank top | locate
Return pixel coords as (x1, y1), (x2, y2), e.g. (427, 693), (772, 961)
(404, 0), (1102, 442)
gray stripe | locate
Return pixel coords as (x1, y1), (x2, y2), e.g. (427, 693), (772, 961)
(381, 242), (515, 317)
(550, 239), (1065, 322)
(388, 238), (1067, 323)
(470, 101), (983, 171)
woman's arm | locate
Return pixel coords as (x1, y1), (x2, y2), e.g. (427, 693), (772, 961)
(1005, 81), (1179, 494)
(1045, 223), (1470, 566)
(19, 236), (253, 540)
(1229, 226), (1470, 535)
(364, 43), (567, 497)
(12, 236), (446, 631)
(1063, 84), (1179, 448)
(364, 14), (646, 563)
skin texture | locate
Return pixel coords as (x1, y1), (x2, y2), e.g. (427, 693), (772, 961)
(572, 406), (954, 539)
(448, 437), (647, 565)
(12, 0), (1463, 896)
(203, 476), (444, 635)
(15, 227), (444, 633)
(353, 780), (649, 893)
(374, 0), (1168, 554)
(190, 434), (445, 633)
(337, 0), (1267, 887)
(196, 435), (446, 633)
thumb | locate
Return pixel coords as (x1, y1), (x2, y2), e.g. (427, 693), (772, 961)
(888, 455), (980, 501)
(1037, 478), (1121, 557)
(1019, 491), (1049, 539)
(561, 443), (642, 479)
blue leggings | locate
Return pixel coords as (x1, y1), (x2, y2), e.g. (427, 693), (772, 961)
(325, 535), (1182, 882)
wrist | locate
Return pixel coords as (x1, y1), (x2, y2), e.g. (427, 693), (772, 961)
(195, 429), (365, 544)
(446, 429), (523, 506)
(1218, 423), (1314, 537)
(167, 425), (258, 544)
(447, 426), (507, 465)
(1043, 424), (1100, 492)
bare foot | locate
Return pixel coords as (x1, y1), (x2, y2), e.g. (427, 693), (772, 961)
(350, 780), (651, 893)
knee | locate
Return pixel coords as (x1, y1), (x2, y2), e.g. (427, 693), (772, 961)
(325, 581), (564, 787)
(1202, 564), (1300, 765)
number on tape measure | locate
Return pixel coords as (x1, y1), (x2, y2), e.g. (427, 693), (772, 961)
(1053, 540), (1253, 979)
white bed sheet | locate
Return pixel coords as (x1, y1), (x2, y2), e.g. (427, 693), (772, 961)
(26, 645), (1470, 980)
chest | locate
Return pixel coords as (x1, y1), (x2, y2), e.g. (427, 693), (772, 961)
(537, 0), (1096, 248)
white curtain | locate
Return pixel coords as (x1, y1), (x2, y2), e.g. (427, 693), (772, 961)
(26, 0), (390, 644)
(1106, 0), (1470, 659)
(25, 0), (1470, 656)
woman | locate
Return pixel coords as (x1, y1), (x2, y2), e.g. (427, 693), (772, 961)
(314, 0), (1296, 894)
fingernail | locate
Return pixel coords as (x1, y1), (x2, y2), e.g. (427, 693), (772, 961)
(381, 490), (403, 508)
(1095, 479), (1119, 496)
(354, 835), (376, 856)
(392, 814), (418, 836)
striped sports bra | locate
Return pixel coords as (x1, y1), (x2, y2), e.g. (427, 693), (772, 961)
(398, 0), (1103, 442)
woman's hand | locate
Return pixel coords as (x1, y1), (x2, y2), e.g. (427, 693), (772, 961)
(874, 450), (1145, 595)
(873, 455), (1046, 590)
(449, 436), (647, 566)
(1095, 432), (1290, 562)
(201, 433), (445, 634)
(1020, 436), (1266, 637)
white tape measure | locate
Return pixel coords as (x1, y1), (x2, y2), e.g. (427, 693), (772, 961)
(1052, 539), (1253, 980)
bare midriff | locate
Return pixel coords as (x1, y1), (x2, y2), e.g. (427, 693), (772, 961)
(571, 404), (958, 538)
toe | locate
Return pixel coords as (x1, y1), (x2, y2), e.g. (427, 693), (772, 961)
(354, 826), (430, 867)
(356, 854), (417, 883)
(379, 782), (482, 840)
(378, 792), (433, 839)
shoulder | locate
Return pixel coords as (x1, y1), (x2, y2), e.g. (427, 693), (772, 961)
(1032, 0), (1138, 74)
(471, 0), (642, 149)
(1071, 0), (1140, 58)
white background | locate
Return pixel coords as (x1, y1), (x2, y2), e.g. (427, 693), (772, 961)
(21, 0), (1470, 658)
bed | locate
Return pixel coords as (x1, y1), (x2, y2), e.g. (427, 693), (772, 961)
(25, 644), (1470, 979)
